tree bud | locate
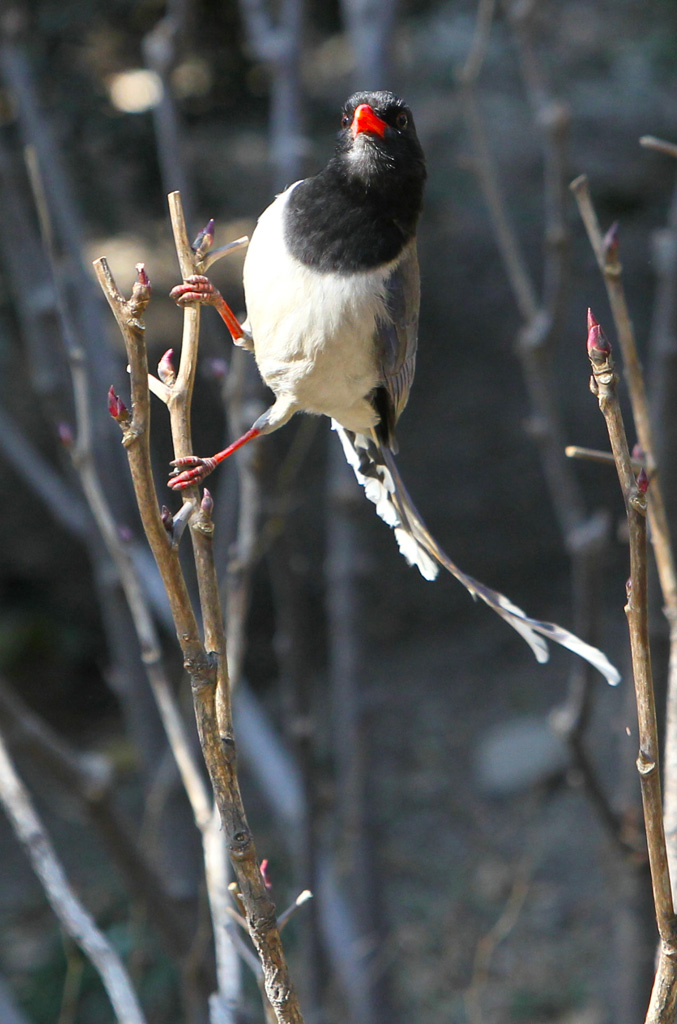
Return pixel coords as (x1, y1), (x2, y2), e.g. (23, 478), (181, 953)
(586, 309), (611, 358)
(193, 219), (215, 257)
(157, 348), (176, 386)
(201, 488), (214, 516)
(161, 505), (174, 532)
(108, 385), (128, 420)
(260, 858), (273, 890)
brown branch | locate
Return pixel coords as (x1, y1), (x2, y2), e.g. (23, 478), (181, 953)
(587, 317), (677, 1022)
(572, 175), (677, 907)
(565, 444), (645, 472)
(167, 195), (303, 1024)
(95, 195), (304, 1024)
(570, 175), (677, 613)
(641, 136), (677, 161)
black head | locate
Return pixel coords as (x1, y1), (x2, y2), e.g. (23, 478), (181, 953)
(283, 91), (426, 273)
(335, 90), (426, 198)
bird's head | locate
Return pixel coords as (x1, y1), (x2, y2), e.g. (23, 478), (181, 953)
(335, 90), (426, 198)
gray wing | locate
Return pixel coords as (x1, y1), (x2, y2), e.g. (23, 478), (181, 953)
(374, 241), (421, 435)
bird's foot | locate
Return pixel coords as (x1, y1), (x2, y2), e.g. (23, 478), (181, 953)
(170, 274), (222, 307)
(168, 455), (217, 491)
(170, 275), (251, 347)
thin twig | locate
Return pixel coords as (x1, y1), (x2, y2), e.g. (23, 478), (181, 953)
(95, 195), (304, 1024)
(565, 444), (645, 472)
(278, 890), (313, 931)
(167, 194), (303, 1023)
(641, 137), (677, 161)
(570, 175), (677, 610)
(645, 143), (677, 911)
(587, 317), (677, 1023)
(572, 176), (677, 907)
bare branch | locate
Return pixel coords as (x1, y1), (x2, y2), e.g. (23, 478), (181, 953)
(95, 195), (305, 1024)
(587, 314), (677, 1022)
(572, 176), (677, 902)
(566, 444), (644, 472)
(641, 136), (677, 161)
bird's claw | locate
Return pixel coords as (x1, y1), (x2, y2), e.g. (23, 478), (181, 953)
(170, 275), (222, 308)
(168, 455), (217, 490)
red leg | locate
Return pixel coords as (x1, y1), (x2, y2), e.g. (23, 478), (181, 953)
(214, 297), (245, 341)
(168, 425), (261, 490)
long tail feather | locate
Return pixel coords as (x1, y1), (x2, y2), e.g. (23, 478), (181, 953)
(332, 422), (620, 686)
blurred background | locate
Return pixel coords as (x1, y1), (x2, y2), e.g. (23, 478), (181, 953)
(1, 0), (677, 1022)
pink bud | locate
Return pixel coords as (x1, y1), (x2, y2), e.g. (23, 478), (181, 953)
(632, 443), (645, 462)
(132, 263), (152, 304)
(108, 385), (128, 420)
(136, 263), (150, 288)
(586, 309), (611, 357)
(58, 422), (74, 448)
(637, 467), (649, 493)
(118, 524), (133, 543)
(201, 488), (214, 516)
(157, 348), (176, 386)
(260, 858), (272, 890)
(161, 505), (174, 532)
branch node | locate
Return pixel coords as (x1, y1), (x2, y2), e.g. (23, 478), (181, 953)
(637, 751), (657, 777)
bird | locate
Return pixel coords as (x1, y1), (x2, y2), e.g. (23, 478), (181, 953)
(168, 89), (620, 686)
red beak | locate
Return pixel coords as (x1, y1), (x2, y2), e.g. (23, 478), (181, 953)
(351, 104), (387, 140)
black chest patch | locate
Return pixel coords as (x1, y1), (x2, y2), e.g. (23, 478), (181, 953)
(284, 174), (413, 274)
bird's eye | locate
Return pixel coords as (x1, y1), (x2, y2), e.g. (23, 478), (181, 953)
(341, 114), (350, 129)
(396, 112), (408, 130)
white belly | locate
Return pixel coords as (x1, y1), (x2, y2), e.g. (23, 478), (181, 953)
(243, 185), (395, 431)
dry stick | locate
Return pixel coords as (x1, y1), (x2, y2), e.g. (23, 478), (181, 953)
(641, 136), (677, 161)
(0, 730), (147, 1024)
(642, 139), (677, 907)
(587, 326), (677, 1024)
(571, 176), (677, 882)
(94, 258), (243, 1024)
(95, 205), (304, 1024)
(570, 175), (677, 616)
(566, 444), (645, 472)
(0, 148), (318, 1011)
(168, 195), (304, 1024)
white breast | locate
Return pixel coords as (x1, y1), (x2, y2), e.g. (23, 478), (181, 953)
(242, 184), (396, 432)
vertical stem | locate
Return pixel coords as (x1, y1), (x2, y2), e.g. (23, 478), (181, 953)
(588, 329), (677, 1023)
